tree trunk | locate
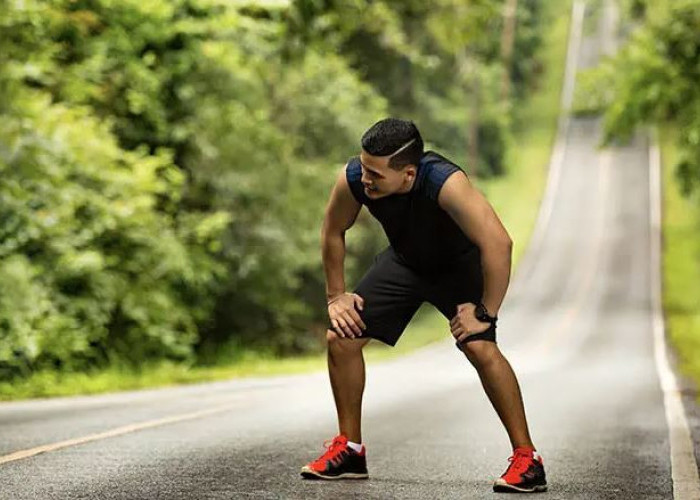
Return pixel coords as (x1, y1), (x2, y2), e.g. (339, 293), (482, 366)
(500, 0), (518, 101)
(468, 72), (480, 178)
(459, 48), (480, 178)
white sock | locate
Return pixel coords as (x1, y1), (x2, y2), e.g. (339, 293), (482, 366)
(347, 440), (363, 453)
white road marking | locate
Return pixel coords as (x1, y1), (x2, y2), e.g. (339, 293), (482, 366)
(506, 0), (593, 358)
(0, 400), (243, 466)
(511, 0), (585, 288)
(649, 131), (700, 499)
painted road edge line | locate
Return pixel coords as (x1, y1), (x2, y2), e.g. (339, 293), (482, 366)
(511, 0), (585, 289)
(0, 401), (241, 466)
(649, 130), (700, 499)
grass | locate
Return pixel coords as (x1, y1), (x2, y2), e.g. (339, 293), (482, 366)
(0, 308), (449, 400)
(0, 1), (574, 401)
(660, 127), (700, 398)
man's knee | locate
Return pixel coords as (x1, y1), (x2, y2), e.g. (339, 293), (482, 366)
(326, 329), (369, 355)
(461, 339), (499, 367)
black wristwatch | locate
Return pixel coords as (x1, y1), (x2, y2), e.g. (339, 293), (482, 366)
(474, 302), (498, 325)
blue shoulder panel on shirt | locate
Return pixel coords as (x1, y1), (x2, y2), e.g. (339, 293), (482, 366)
(346, 157), (370, 205)
(420, 152), (463, 202)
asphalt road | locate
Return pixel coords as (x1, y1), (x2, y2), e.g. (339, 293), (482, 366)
(1, 1), (698, 499)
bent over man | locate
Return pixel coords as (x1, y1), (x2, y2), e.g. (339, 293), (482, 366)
(300, 118), (547, 493)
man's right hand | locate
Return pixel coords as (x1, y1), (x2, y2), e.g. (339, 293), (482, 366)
(327, 293), (366, 339)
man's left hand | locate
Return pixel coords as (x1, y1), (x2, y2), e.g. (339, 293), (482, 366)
(450, 302), (492, 343)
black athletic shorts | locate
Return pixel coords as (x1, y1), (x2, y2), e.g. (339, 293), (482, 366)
(328, 246), (496, 350)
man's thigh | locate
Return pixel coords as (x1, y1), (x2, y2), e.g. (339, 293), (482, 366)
(423, 249), (497, 346)
(329, 247), (423, 347)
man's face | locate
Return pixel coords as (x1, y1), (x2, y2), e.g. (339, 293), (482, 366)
(359, 150), (416, 199)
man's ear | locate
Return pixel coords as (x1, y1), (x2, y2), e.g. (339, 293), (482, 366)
(405, 165), (417, 181)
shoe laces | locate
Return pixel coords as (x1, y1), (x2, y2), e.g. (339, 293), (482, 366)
(316, 435), (348, 464)
(506, 449), (535, 475)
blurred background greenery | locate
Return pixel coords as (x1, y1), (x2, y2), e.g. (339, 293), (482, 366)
(1, 0), (697, 399)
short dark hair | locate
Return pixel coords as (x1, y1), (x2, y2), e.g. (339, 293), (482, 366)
(361, 118), (424, 170)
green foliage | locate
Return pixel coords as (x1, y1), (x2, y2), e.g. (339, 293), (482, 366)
(272, 50), (387, 159)
(575, 0), (700, 196)
(511, 0), (547, 99)
(660, 127), (700, 400)
(620, 0), (650, 20)
(0, 0), (561, 379)
(285, 0), (549, 176)
(0, 87), (228, 375)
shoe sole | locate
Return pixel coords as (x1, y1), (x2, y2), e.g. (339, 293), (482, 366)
(493, 483), (548, 493)
(300, 466), (369, 480)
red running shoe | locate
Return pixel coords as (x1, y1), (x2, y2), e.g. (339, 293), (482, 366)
(300, 435), (368, 480)
(493, 447), (547, 493)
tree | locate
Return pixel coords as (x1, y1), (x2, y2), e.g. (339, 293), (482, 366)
(575, 0), (700, 196)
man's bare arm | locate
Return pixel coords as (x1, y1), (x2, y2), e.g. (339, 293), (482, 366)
(321, 166), (362, 302)
(438, 171), (513, 316)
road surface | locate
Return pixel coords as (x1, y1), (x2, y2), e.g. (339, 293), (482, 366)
(0, 1), (698, 498)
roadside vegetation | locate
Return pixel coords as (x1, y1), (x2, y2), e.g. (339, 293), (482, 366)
(1, 0), (572, 399)
(573, 0), (700, 397)
(660, 129), (700, 397)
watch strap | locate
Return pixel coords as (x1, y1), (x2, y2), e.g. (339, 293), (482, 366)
(476, 302), (498, 324)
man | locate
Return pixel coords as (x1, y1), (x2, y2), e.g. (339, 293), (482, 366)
(300, 118), (547, 493)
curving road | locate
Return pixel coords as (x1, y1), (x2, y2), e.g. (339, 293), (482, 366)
(1, 1), (698, 499)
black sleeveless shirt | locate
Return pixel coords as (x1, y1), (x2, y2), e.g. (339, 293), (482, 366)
(346, 151), (479, 273)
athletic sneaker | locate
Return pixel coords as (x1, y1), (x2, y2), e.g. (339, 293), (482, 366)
(300, 435), (369, 480)
(493, 447), (547, 493)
